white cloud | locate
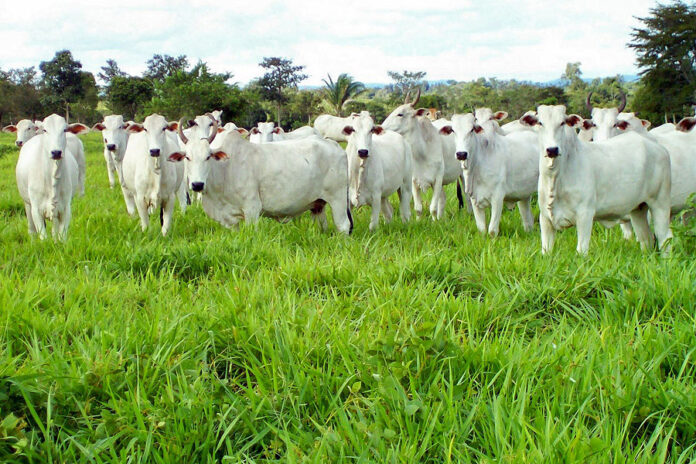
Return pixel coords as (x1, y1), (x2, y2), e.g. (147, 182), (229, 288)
(0, 0), (657, 85)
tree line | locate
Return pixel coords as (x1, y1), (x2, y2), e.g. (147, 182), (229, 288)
(1, 2), (693, 129)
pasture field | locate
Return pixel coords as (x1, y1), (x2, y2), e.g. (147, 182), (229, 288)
(1, 131), (696, 463)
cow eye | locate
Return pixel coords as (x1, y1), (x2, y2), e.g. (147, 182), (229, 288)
(397, 113), (403, 117)
(104, 138), (107, 143)
(162, 127), (166, 132)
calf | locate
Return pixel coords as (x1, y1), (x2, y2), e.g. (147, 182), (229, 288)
(342, 112), (412, 230)
(122, 114), (187, 236)
(520, 105), (672, 255)
(15, 114), (88, 240)
(170, 117), (353, 234)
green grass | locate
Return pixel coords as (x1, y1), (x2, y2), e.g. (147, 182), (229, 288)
(1, 132), (695, 463)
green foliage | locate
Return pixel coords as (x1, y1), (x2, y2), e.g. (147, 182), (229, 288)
(106, 76), (154, 121)
(144, 54), (189, 83)
(320, 73), (365, 117)
(257, 57), (308, 124)
(387, 69), (427, 100)
(38, 50), (86, 119)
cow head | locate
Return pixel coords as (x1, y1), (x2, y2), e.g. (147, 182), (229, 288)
(127, 114), (178, 158)
(40, 114), (89, 160)
(475, 108), (507, 136)
(250, 122), (275, 143)
(93, 114), (130, 160)
(187, 113), (220, 140)
(586, 91), (627, 142)
(614, 112), (650, 134)
(438, 113), (482, 174)
(381, 88), (421, 134)
(520, 105), (582, 164)
(342, 113), (384, 160)
(171, 114), (226, 193)
(3, 119), (42, 147)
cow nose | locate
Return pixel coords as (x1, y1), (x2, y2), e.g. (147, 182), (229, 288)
(456, 151), (468, 160)
(546, 147), (559, 158)
(150, 148), (161, 157)
(107, 144), (116, 151)
(51, 150), (62, 159)
(358, 149), (369, 158)
(191, 182), (204, 192)
(15, 141), (23, 147)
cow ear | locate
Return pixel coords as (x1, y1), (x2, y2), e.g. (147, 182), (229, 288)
(236, 128), (249, 136)
(67, 123), (90, 135)
(371, 125), (384, 135)
(520, 114), (539, 127)
(473, 124), (483, 134)
(92, 123), (106, 131)
(641, 119), (651, 129)
(127, 124), (145, 133)
(582, 119), (596, 131)
(188, 119), (196, 127)
(2, 125), (17, 133)
(439, 125), (454, 135)
(342, 126), (355, 135)
(122, 122), (131, 130)
(272, 127), (282, 134)
(166, 122), (179, 131)
(168, 152), (186, 162)
(565, 114), (582, 128)
(615, 120), (630, 131)
(493, 111), (508, 121)
(676, 117), (696, 133)
(250, 127), (260, 134)
(217, 127), (225, 133)
(211, 151), (229, 160)
(415, 108), (428, 117)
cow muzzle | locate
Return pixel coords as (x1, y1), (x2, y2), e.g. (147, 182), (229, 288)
(150, 148), (161, 157)
(546, 147), (559, 158)
(15, 141), (23, 147)
(191, 182), (204, 192)
(358, 149), (369, 159)
(456, 151), (468, 161)
(51, 150), (62, 160)
(107, 143), (116, 151)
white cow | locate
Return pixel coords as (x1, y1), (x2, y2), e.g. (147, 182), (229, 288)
(440, 112), (538, 236)
(272, 125), (320, 141)
(651, 123), (676, 135)
(314, 114), (362, 142)
(93, 115), (131, 189)
(4, 118), (86, 195)
(122, 114), (187, 236)
(15, 114), (88, 240)
(210, 109), (223, 126)
(249, 122), (276, 144)
(520, 105), (672, 255)
(382, 90), (462, 219)
(342, 112), (412, 230)
(169, 123), (353, 234)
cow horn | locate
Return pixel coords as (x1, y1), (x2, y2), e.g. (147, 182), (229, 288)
(585, 92), (594, 113)
(617, 90), (627, 113)
(177, 118), (189, 145)
(206, 113), (218, 144)
(404, 90), (411, 104)
(410, 88), (421, 107)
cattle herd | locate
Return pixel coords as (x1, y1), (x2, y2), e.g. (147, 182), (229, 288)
(3, 89), (696, 255)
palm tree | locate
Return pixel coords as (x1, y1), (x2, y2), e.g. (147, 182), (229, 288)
(321, 73), (365, 116)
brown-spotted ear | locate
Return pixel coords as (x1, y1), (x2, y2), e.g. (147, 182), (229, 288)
(615, 120), (630, 131)
(250, 127), (260, 135)
(415, 108), (428, 117)
(641, 119), (651, 129)
(2, 125), (17, 133)
(211, 151), (229, 160)
(342, 126), (355, 135)
(493, 111), (508, 121)
(520, 114), (539, 127)
(168, 152), (186, 162)
(236, 128), (249, 136)
(272, 127), (282, 134)
(439, 125), (454, 135)
(217, 127), (225, 133)
(582, 120), (596, 131)
(473, 124), (483, 134)
(122, 122), (131, 130)
(92, 123), (106, 131)
(67, 123), (90, 135)
(127, 124), (144, 133)
(677, 117), (696, 133)
(166, 121), (179, 131)
(371, 125), (384, 135)
(565, 114), (582, 128)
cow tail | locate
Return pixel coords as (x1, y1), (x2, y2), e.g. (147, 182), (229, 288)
(456, 176), (464, 210)
(159, 205), (164, 226)
(186, 190), (191, 205)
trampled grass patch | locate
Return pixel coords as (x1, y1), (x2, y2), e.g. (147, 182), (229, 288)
(1, 132), (695, 462)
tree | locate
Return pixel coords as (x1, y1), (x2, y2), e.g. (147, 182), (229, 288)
(320, 73), (365, 116)
(144, 54), (189, 83)
(107, 76), (153, 120)
(39, 50), (85, 120)
(387, 70), (427, 100)
(98, 59), (126, 86)
(629, 1), (696, 122)
(257, 57), (308, 124)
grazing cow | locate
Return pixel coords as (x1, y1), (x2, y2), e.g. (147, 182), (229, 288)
(520, 105), (672, 255)
(170, 116), (353, 234)
(382, 89), (463, 219)
(5, 118), (86, 196)
(342, 112), (412, 230)
(440, 112), (538, 236)
(249, 122), (276, 144)
(93, 115), (131, 189)
(15, 114), (88, 240)
(272, 125), (321, 141)
(122, 114), (187, 236)
(314, 114), (361, 142)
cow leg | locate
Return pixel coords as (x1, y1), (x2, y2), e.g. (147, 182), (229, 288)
(31, 205), (47, 240)
(648, 201), (672, 254)
(116, 163), (125, 187)
(619, 220), (634, 240)
(540, 213), (555, 255)
(55, 204), (71, 242)
(629, 207), (653, 250)
(381, 198), (394, 224)
(517, 198), (534, 232)
(429, 177), (444, 220)
(488, 193), (505, 237)
(104, 150), (116, 189)
(575, 210), (594, 255)
(76, 153), (86, 197)
(367, 195), (382, 232)
(161, 196), (176, 237)
(242, 202), (262, 225)
(24, 202), (37, 236)
(135, 195), (150, 232)
(437, 187), (447, 219)
(472, 203), (487, 234)
(412, 180), (423, 219)
(176, 180), (188, 214)
(123, 188), (136, 216)
(326, 193), (353, 235)
(398, 185), (412, 223)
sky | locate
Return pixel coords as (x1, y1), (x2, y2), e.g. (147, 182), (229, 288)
(0, 0), (659, 87)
